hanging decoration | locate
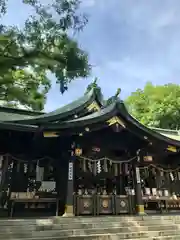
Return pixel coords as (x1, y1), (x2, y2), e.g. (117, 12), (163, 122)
(97, 161), (101, 173)
(139, 164), (180, 173)
(0, 153), (54, 163)
(169, 172), (174, 181)
(77, 155), (136, 163)
(24, 164), (28, 173)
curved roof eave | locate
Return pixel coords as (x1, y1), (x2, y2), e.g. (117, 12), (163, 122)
(44, 99), (180, 148)
(5, 88), (101, 124)
(0, 121), (38, 132)
(44, 101), (118, 130)
(117, 102), (180, 148)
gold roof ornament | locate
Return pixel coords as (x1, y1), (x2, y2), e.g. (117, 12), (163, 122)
(167, 145), (177, 152)
(87, 101), (100, 112)
(107, 116), (126, 128)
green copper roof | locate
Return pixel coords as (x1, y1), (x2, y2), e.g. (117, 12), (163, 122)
(0, 106), (44, 121)
(0, 88), (180, 149)
(151, 127), (180, 141)
(2, 88), (101, 124)
(0, 121), (37, 132)
(44, 100), (180, 148)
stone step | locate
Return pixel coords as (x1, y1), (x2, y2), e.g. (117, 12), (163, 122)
(3, 224), (179, 235)
(152, 237), (180, 240)
(0, 215), (179, 226)
(0, 231), (149, 239)
(45, 223), (178, 231)
(51, 216), (180, 224)
(2, 227), (180, 239)
(36, 219), (175, 230)
(0, 217), (175, 228)
(3, 231), (180, 240)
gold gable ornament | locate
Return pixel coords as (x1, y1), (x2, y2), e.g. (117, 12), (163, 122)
(43, 132), (59, 138)
(107, 116), (126, 128)
(87, 101), (100, 112)
(167, 145), (177, 153)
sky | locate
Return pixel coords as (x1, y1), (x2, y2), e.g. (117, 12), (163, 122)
(2, 0), (180, 111)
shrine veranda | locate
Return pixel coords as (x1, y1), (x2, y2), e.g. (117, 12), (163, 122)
(0, 88), (180, 217)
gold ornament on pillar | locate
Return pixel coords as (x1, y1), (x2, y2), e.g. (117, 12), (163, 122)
(75, 148), (82, 156)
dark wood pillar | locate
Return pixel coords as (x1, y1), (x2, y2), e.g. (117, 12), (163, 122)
(63, 143), (75, 217)
(0, 155), (9, 207)
(133, 161), (145, 215)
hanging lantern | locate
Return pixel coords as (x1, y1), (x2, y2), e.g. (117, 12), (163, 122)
(75, 148), (82, 156)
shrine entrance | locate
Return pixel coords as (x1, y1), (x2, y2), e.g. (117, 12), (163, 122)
(68, 126), (146, 216)
(73, 155), (136, 216)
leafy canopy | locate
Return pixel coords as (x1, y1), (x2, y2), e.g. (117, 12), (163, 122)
(125, 82), (180, 130)
(0, 0), (90, 110)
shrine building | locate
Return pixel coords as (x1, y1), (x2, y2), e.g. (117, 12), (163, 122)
(0, 88), (180, 217)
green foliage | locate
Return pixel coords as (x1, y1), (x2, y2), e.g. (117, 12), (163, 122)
(125, 82), (180, 130)
(0, 0), (90, 110)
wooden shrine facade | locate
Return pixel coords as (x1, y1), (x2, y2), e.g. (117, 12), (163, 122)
(0, 88), (180, 217)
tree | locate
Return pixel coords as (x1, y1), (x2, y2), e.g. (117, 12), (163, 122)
(0, 0), (90, 110)
(125, 82), (180, 130)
